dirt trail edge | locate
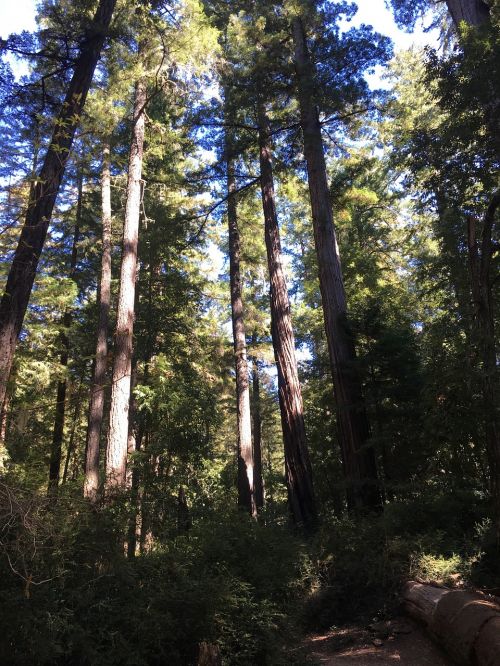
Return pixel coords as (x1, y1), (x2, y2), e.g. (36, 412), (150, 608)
(302, 617), (454, 665)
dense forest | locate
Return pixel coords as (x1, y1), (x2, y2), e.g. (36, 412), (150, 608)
(0, 0), (499, 664)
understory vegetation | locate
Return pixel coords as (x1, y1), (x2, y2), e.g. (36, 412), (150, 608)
(0, 0), (499, 663)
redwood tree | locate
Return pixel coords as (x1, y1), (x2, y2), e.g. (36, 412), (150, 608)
(84, 142), (113, 501)
(226, 133), (256, 517)
(258, 102), (316, 528)
(105, 78), (147, 490)
(0, 0), (116, 411)
(291, 14), (381, 513)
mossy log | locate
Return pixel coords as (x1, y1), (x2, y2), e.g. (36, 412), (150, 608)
(403, 581), (500, 665)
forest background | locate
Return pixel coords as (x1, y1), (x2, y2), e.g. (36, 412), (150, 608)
(0, 0), (499, 664)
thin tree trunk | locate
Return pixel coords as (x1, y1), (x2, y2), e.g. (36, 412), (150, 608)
(0, 389), (10, 469)
(0, 0), (116, 410)
(84, 141), (113, 501)
(445, 0), (490, 28)
(258, 102), (316, 529)
(63, 377), (84, 483)
(251, 334), (264, 509)
(292, 16), (380, 513)
(225, 130), (256, 517)
(467, 191), (500, 537)
(105, 78), (146, 491)
(48, 173), (82, 494)
(177, 485), (191, 534)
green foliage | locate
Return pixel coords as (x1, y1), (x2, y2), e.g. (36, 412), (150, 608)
(0, 484), (310, 665)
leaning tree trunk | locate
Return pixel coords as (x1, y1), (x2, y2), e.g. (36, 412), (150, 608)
(0, 0), (116, 411)
(258, 103), (316, 529)
(48, 173), (82, 495)
(445, 0), (490, 28)
(105, 78), (146, 491)
(292, 15), (380, 513)
(467, 191), (500, 537)
(84, 142), (113, 502)
(251, 336), (264, 510)
(226, 138), (256, 517)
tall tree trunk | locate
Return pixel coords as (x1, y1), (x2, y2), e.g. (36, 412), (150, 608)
(48, 173), (82, 494)
(258, 103), (316, 529)
(292, 16), (380, 513)
(225, 132), (256, 517)
(105, 78), (146, 491)
(0, 389), (10, 469)
(62, 377), (84, 484)
(467, 191), (500, 537)
(251, 334), (264, 510)
(0, 0), (116, 410)
(84, 141), (113, 502)
(445, 0), (490, 28)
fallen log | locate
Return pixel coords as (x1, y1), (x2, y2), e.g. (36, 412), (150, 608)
(403, 581), (500, 665)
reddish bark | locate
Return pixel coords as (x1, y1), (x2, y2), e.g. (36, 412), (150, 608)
(258, 103), (316, 528)
(292, 16), (380, 513)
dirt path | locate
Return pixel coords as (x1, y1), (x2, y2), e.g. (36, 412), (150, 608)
(302, 618), (454, 665)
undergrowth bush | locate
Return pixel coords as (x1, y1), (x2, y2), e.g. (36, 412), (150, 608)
(0, 483), (311, 665)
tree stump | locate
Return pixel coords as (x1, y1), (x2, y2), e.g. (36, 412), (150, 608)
(197, 642), (221, 666)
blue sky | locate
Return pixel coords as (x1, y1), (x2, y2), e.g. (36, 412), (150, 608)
(0, 0), (437, 46)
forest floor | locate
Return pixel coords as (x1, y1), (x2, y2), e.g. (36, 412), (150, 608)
(300, 617), (453, 665)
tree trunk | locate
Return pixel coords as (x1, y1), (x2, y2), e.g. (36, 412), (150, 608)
(0, 388), (10, 469)
(251, 338), (264, 510)
(225, 134), (256, 517)
(105, 78), (146, 491)
(258, 102), (316, 529)
(0, 0), (116, 411)
(48, 173), (82, 495)
(445, 0), (490, 28)
(403, 581), (500, 665)
(62, 377), (84, 484)
(84, 141), (113, 502)
(292, 15), (380, 513)
(467, 192), (500, 537)
(177, 485), (191, 534)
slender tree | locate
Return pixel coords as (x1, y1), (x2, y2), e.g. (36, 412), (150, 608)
(105, 76), (147, 490)
(48, 172), (82, 494)
(0, 0), (116, 410)
(291, 14), (381, 513)
(251, 336), (264, 509)
(225, 129), (256, 517)
(258, 101), (316, 528)
(84, 142), (113, 501)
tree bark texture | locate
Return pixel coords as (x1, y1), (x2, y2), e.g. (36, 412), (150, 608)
(105, 78), (146, 491)
(226, 140), (256, 517)
(445, 0), (490, 28)
(403, 581), (500, 665)
(251, 344), (264, 509)
(0, 389), (10, 469)
(0, 0), (116, 411)
(62, 377), (83, 484)
(48, 173), (82, 494)
(292, 16), (380, 513)
(258, 103), (316, 529)
(84, 142), (113, 502)
(467, 191), (500, 535)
